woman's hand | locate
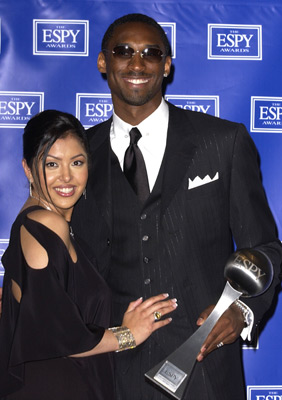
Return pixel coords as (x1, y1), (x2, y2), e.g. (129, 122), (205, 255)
(122, 293), (177, 346)
(70, 294), (177, 358)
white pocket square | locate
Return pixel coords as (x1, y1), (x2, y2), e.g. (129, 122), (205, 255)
(188, 172), (219, 189)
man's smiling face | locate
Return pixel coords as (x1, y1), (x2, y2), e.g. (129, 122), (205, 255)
(98, 21), (171, 113)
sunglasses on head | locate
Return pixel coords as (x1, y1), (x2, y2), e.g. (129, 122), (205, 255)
(104, 45), (166, 63)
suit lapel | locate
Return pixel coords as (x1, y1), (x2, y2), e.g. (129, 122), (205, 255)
(160, 102), (198, 216)
(88, 105), (197, 221)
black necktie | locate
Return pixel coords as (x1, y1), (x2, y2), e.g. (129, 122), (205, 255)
(123, 127), (150, 202)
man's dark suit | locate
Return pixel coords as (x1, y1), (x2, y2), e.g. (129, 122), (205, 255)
(72, 102), (282, 400)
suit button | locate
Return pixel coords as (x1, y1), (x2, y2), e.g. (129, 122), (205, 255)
(142, 235), (149, 241)
(143, 257), (149, 263)
(107, 239), (110, 246)
(144, 278), (151, 285)
(140, 213), (147, 220)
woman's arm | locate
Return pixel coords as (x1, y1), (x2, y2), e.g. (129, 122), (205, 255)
(71, 294), (177, 357)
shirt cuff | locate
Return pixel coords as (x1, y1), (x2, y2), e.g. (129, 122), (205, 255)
(237, 300), (254, 341)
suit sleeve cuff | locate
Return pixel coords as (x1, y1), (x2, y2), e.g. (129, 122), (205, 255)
(235, 300), (254, 341)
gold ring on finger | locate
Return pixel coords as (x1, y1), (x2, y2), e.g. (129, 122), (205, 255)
(154, 311), (162, 321)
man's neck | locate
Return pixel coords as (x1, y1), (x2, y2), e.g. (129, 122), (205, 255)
(113, 97), (163, 125)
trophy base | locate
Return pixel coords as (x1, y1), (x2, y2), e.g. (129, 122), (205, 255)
(145, 360), (191, 400)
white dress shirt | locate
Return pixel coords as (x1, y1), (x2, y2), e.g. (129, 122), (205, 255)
(110, 98), (169, 191)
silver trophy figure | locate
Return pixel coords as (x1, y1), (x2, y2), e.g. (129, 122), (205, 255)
(145, 249), (273, 399)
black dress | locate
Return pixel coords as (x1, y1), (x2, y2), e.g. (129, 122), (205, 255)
(0, 206), (115, 400)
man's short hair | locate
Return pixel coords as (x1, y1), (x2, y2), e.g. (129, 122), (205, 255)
(101, 13), (172, 57)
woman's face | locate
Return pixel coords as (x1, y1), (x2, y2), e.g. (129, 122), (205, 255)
(32, 134), (88, 219)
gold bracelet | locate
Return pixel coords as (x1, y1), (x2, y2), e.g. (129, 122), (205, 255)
(108, 326), (136, 352)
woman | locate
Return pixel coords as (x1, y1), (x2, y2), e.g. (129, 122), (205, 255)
(0, 110), (177, 400)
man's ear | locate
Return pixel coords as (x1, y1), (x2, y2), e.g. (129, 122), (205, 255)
(97, 51), (107, 74)
(164, 56), (172, 78)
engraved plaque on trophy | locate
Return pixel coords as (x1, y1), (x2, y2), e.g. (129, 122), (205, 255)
(145, 249), (274, 399)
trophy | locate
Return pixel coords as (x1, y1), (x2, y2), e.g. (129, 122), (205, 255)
(145, 249), (273, 399)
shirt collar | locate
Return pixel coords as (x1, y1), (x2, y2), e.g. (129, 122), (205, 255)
(111, 98), (168, 140)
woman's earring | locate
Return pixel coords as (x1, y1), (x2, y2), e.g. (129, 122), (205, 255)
(29, 180), (33, 197)
(83, 188), (87, 200)
(163, 73), (168, 77)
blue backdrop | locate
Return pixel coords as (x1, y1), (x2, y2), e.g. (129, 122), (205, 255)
(0, 1), (281, 398)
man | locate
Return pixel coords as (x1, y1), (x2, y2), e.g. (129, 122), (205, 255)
(72, 13), (282, 400)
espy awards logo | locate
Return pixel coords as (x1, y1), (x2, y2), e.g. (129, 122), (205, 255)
(159, 22), (176, 58)
(208, 24), (262, 60)
(0, 91), (44, 128)
(0, 240), (9, 287)
(33, 19), (89, 56)
(251, 97), (282, 133)
(76, 93), (113, 128)
(165, 95), (219, 117)
(247, 385), (282, 400)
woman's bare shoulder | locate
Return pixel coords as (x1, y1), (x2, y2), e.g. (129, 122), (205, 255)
(26, 209), (70, 241)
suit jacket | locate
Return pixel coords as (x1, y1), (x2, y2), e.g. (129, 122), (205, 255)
(72, 102), (282, 400)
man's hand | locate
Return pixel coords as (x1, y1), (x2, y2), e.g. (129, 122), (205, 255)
(196, 303), (245, 361)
